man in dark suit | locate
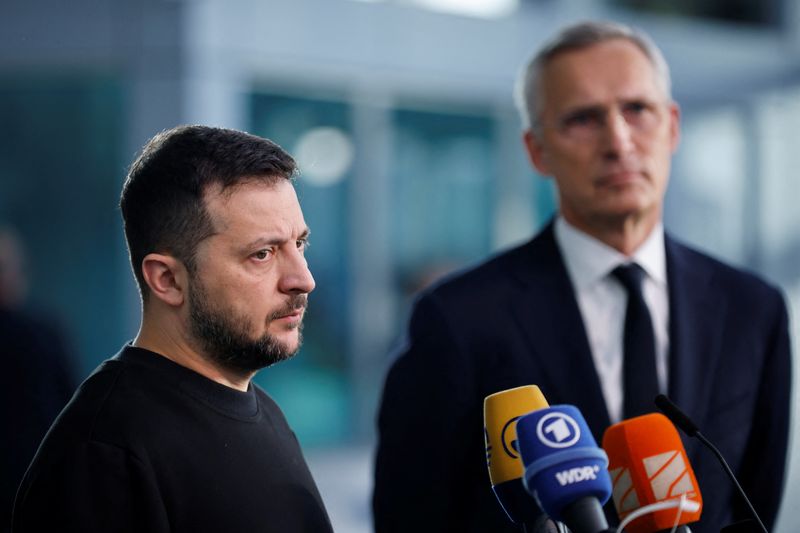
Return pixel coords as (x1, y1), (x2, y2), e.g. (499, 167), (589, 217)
(373, 21), (791, 533)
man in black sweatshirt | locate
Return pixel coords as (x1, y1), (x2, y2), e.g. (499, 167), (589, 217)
(12, 125), (333, 533)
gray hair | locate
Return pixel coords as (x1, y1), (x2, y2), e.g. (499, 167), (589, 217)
(514, 20), (672, 135)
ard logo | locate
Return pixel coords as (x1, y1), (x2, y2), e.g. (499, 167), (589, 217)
(536, 412), (580, 448)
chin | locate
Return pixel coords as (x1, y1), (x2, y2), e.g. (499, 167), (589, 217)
(275, 333), (301, 353)
(604, 194), (655, 215)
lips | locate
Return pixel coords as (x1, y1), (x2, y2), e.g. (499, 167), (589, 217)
(269, 295), (308, 321)
(596, 170), (645, 187)
(275, 309), (304, 320)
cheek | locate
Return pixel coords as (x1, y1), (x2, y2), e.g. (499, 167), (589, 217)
(241, 279), (282, 315)
(648, 124), (677, 156)
(648, 140), (674, 178)
(550, 149), (594, 187)
(553, 140), (594, 165)
(212, 279), (265, 314)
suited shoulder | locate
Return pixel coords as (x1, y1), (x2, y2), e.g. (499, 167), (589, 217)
(420, 239), (535, 310)
(668, 237), (786, 305)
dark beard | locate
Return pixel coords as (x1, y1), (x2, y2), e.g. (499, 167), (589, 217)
(188, 280), (307, 375)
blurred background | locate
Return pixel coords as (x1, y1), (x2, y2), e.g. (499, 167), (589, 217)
(2, 0), (800, 531)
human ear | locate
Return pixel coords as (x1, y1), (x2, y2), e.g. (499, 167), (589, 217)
(668, 102), (681, 153)
(140, 253), (186, 307)
(523, 130), (552, 176)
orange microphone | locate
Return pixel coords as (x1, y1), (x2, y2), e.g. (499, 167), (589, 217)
(602, 413), (702, 533)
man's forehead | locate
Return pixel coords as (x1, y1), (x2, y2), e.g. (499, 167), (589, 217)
(540, 39), (662, 109)
(202, 177), (297, 224)
(203, 178), (298, 213)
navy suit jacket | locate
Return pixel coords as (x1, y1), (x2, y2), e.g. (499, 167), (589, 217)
(374, 223), (791, 533)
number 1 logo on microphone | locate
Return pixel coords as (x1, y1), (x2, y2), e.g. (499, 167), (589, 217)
(536, 413), (581, 448)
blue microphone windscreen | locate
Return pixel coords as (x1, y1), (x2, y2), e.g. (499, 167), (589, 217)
(516, 405), (612, 522)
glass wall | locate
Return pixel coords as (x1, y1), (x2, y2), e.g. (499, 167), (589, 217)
(0, 74), (128, 376)
(390, 106), (496, 308)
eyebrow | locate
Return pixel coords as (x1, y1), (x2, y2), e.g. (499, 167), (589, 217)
(559, 97), (658, 119)
(558, 104), (606, 123)
(564, 96), (658, 111)
(243, 228), (311, 250)
(562, 104), (605, 115)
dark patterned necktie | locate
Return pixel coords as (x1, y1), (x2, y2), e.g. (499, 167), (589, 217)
(612, 263), (659, 419)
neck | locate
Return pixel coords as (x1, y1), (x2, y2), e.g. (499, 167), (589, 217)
(134, 312), (253, 392)
(562, 211), (660, 256)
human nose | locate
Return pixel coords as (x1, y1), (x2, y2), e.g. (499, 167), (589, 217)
(278, 248), (315, 295)
(601, 108), (635, 155)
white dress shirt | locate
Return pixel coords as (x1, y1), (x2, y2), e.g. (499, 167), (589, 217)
(553, 217), (670, 424)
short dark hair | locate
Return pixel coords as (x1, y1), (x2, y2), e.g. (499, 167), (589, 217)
(120, 125), (297, 300)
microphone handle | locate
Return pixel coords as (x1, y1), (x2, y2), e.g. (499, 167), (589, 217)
(560, 496), (608, 533)
(695, 431), (768, 533)
(522, 516), (569, 533)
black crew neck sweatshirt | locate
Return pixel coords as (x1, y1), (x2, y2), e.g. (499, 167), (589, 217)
(12, 345), (333, 533)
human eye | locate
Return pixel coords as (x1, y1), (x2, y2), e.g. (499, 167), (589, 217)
(622, 100), (659, 129)
(561, 108), (603, 132)
(252, 248), (274, 262)
(622, 100), (655, 119)
(623, 100), (649, 113)
(296, 238), (310, 254)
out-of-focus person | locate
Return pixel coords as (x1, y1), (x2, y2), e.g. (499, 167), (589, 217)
(0, 226), (76, 532)
(374, 20), (791, 533)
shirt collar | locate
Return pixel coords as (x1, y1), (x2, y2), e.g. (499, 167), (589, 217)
(554, 216), (667, 291)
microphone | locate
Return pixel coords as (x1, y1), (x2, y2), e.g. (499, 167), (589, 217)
(654, 394), (768, 533)
(516, 405), (612, 533)
(602, 412), (702, 533)
(484, 385), (550, 526)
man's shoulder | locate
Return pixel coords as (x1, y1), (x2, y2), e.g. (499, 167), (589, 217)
(45, 349), (181, 450)
(19, 354), (136, 472)
(667, 237), (784, 300)
(424, 235), (547, 302)
(60, 356), (130, 420)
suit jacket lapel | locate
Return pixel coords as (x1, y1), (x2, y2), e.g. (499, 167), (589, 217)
(507, 223), (612, 441)
(500, 227), (722, 443)
(666, 237), (725, 444)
